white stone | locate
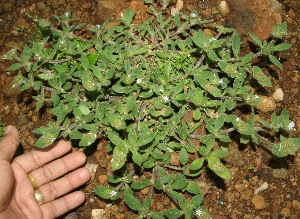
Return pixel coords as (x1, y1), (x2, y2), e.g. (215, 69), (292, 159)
(91, 209), (108, 219)
(272, 88), (284, 102)
(218, 1), (230, 16)
(254, 182), (268, 194)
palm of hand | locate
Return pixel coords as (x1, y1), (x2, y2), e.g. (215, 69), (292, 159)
(0, 126), (90, 219)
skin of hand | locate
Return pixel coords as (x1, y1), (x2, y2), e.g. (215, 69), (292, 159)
(0, 126), (91, 219)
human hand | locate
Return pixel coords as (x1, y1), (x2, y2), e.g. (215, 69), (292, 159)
(0, 126), (91, 219)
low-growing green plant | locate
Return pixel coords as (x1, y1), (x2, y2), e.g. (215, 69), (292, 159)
(2, 0), (300, 218)
(0, 119), (4, 138)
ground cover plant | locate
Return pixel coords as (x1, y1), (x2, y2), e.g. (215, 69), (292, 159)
(2, 0), (300, 218)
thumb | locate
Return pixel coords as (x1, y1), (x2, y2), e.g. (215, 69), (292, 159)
(0, 126), (20, 161)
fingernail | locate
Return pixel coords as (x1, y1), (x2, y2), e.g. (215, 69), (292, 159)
(4, 126), (12, 135)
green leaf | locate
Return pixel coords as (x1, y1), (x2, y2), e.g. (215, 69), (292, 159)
(232, 32), (240, 58)
(153, 179), (163, 190)
(272, 136), (300, 157)
(78, 105), (91, 115)
(82, 73), (96, 91)
(248, 32), (262, 47)
(194, 206), (211, 218)
(269, 54), (283, 70)
(33, 90), (45, 111)
(193, 109), (202, 121)
(272, 22), (288, 39)
(208, 156), (230, 180)
(243, 93), (261, 106)
(252, 66), (272, 87)
(207, 50), (218, 61)
(108, 114), (126, 130)
(274, 43), (292, 52)
(165, 209), (183, 219)
(190, 194), (205, 208)
(189, 88), (204, 106)
(241, 53), (254, 65)
(132, 152), (143, 166)
(33, 122), (60, 148)
(121, 8), (136, 26)
(171, 178), (188, 190)
(170, 191), (187, 210)
(51, 102), (67, 123)
(210, 150), (228, 158)
(2, 47), (17, 60)
(137, 127), (155, 146)
(80, 55), (90, 70)
(69, 129), (83, 139)
(124, 185), (143, 211)
(186, 181), (201, 194)
(214, 116), (224, 130)
(233, 119), (255, 135)
(177, 126), (188, 140)
(107, 175), (121, 183)
(37, 72), (56, 80)
(190, 158), (204, 171)
(179, 148), (188, 165)
(8, 63), (23, 71)
(131, 178), (151, 190)
(87, 53), (99, 65)
(112, 84), (130, 94)
(111, 145), (127, 171)
(143, 158), (155, 169)
(79, 132), (97, 146)
(94, 186), (121, 201)
(191, 30), (205, 48)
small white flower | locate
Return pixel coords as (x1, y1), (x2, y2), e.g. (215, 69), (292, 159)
(136, 78), (142, 84)
(110, 190), (117, 197)
(236, 117), (240, 121)
(127, 74), (131, 78)
(219, 79), (224, 84)
(195, 209), (203, 216)
(254, 95), (259, 99)
(160, 88), (164, 93)
(163, 96), (169, 102)
(287, 121), (295, 131)
(120, 13), (124, 17)
(209, 38), (216, 43)
(190, 13), (197, 18)
(96, 24), (101, 28)
(64, 12), (70, 17)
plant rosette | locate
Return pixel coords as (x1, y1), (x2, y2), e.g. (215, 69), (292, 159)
(2, 1), (299, 218)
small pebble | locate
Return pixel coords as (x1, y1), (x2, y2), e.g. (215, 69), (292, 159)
(280, 207), (291, 217)
(272, 168), (288, 179)
(218, 1), (230, 16)
(252, 194), (267, 210)
(272, 88), (284, 102)
(254, 182), (268, 194)
(255, 95), (276, 112)
(91, 209), (108, 219)
(292, 200), (300, 210)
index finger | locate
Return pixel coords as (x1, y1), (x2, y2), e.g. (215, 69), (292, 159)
(13, 139), (72, 173)
(0, 126), (20, 161)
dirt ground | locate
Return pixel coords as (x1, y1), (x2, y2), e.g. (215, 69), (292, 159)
(0, 0), (300, 218)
